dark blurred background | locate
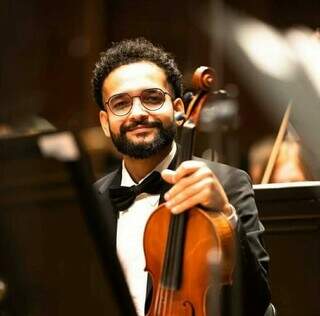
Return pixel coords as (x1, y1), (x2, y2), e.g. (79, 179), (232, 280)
(1, 0), (319, 172)
(1, 1), (320, 316)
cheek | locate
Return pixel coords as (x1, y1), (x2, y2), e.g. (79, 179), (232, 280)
(108, 116), (124, 134)
(156, 104), (175, 124)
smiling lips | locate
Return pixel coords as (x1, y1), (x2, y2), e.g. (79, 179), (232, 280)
(121, 119), (162, 136)
(128, 125), (154, 134)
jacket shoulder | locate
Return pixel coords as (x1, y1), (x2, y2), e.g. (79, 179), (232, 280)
(94, 168), (120, 194)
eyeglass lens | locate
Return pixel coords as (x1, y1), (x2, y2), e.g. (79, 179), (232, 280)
(109, 88), (166, 115)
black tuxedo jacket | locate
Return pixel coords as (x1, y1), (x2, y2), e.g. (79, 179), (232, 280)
(94, 157), (271, 316)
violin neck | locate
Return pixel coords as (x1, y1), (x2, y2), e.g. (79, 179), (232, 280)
(176, 121), (196, 166)
(162, 213), (187, 289)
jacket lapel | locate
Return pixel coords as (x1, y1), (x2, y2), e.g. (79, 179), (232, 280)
(96, 167), (122, 247)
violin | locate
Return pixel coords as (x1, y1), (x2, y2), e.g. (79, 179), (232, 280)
(143, 67), (235, 316)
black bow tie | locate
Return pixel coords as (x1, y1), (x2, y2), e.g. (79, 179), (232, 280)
(109, 171), (165, 212)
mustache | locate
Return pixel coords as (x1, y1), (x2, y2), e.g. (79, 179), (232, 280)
(120, 119), (163, 134)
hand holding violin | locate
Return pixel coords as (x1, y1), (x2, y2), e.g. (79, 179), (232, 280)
(162, 160), (234, 217)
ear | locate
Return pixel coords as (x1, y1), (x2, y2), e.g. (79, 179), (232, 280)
(173, 98), (185, 126)
(99, 110), (110, 137)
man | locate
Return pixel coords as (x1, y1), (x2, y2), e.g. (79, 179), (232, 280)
(92, 38), (270, 315)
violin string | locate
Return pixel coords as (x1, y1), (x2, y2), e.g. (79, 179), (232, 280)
(161, 287), (168, 316)
(166, 283), (176, 315)
(155, 264), (168, 315)
(155, 223), (172, 316)
(167, 288), (174, 315)
(153, 281), (162, 315)
(168, 288), (175, 316)
(166, 221), (177, 316)
(166, 213), (180, 315)
(160, 211), (177, 315)
(161, 289), (166, 316)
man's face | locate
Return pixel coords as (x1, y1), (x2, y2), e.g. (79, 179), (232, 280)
(99, 62), (184, 158)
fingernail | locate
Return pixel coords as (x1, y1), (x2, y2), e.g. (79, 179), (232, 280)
(171, 207), (178, 214)
(164, 193), (169, 200)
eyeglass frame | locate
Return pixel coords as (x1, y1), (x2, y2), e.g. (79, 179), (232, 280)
(104, 88), (173, 116)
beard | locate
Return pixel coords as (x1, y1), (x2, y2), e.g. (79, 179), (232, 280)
(109, 118), (176, 159)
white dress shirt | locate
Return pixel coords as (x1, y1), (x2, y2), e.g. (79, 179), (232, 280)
(116, 142), (176, 316)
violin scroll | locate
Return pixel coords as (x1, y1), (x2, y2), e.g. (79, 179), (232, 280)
(192, 66), (216, 91)
(186, 66), (216, 125)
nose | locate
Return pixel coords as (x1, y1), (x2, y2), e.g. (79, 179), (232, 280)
(130, 96), (148, 116)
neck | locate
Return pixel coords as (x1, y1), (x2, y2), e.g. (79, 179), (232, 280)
(123, 144), (172, 183)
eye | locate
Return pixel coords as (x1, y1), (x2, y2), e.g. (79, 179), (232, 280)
(143, 90), (164, 104)
(110, 95), (131, 110)
(113, 100), (128, 109)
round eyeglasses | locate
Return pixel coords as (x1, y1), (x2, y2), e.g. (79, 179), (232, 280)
(104, 88), (172, 116)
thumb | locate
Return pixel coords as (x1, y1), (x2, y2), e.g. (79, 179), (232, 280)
(161, 169), (176, 184)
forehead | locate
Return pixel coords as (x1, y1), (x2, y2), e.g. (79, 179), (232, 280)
(102, 62), (170, 99)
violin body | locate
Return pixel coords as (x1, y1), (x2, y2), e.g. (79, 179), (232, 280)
(144, 204), (235, 316)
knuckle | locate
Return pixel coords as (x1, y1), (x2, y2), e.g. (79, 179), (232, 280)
(198, 165), (212, 177)
(204, 186), (212, 196)
(209, 178), (216, 190)
(202, 169), (212, 179)
(202, 177), (214, 189)
(178, 163), (187, 174)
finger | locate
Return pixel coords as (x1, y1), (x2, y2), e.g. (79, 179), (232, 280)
(161, 161), (208, 184)
(161, 169), (177, 184)
(165, 166), (212, 200)
(173, 160), (207, 182)
(169, 188), (212, 214)
(166, 177), (213, 210)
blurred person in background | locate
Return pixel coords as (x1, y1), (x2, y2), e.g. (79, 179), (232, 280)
(249, 132), (313, 184)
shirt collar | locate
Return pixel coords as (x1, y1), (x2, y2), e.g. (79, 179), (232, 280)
(121, 142), (177, 187)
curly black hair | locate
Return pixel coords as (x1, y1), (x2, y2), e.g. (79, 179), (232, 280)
(92, 38), (183, 110)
